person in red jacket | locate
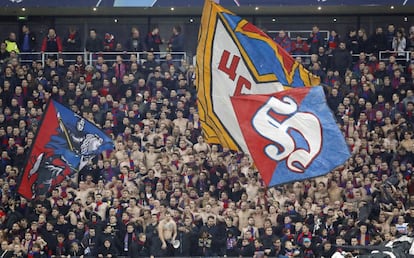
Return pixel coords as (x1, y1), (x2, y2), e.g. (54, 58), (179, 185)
(291, 36), (310, 55)
(41, 28), (63, 53)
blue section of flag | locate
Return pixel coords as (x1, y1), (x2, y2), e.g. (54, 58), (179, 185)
(48, 100), (114, 171)
(52, 100), (114, 152)
(222, 13), (241, 29)
(221, 12), (306, 86)
(268, 87), (349, 186)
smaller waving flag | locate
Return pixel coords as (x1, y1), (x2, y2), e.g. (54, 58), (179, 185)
(18, 100), (114, 199)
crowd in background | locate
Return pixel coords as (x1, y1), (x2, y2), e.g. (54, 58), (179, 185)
(2, 24), (185, 60)
(0, 22), (413, 258)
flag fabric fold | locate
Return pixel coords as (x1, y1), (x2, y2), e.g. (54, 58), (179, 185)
(18, 100), (114, 199)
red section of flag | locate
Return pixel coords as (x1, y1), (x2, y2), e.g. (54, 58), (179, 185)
(18, 101), (60, 199)
(230, 88), (309, 185)
(241, 22), (269, 40)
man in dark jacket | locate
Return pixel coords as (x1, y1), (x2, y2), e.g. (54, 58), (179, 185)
(332, 42), (352, 77)
(307, 25), (325, 54)
(317, 241), (336, 258)
(177, 216), (199, 256)
(146, 27), (163, 53)
(198, 216), (220, 256)
(97, 238), (119, 258)
(145, 213), (160, 257)
(237, 238), (255, 257)
(129, 233), (150, 258)
(119, 222), (139, 256)
(125, 27), (146, 52)
(63, 26), (82, 52)
(85, 28), (103, 53)
(300, 238), (316, 258)
(81, 227), (99, 256)
(168, 25), (184, 62)
(0, 241), (12, 258)
(368, 27), (388, 55)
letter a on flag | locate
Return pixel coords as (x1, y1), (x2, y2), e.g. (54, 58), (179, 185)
(231, 87), (350, 186)
(196, 0), (320, 153)
(18, 100), (114, 199)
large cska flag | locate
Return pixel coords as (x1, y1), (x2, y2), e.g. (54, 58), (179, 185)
(196, 0), (320, 152)
(196, 0), (350, 186)
(18, 100), (114, 199)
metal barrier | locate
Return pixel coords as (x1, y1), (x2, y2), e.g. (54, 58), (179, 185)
(18, 51), (188, 66)
(379, 50), (412, 62)
(292, 51), (412, 66)
(17, 49), (411, 69)
(267, 30), (330, 41)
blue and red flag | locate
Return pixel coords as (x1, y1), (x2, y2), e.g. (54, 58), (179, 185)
(196, 0), (349, 186)
(18, 100), (114, 199)
(231, 87), (350, 186)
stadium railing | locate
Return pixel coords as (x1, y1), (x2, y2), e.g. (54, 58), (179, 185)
(379, 50), (412, 62)
(17, 50), (410, 69)
(267, 30), (330, 41)
(18, 51), (188, 66)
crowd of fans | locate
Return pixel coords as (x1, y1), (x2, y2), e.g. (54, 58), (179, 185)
(0, 21), (413, 258)
(2, 24), (184, 59)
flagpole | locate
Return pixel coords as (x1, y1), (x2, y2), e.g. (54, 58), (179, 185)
(57, 112), (74, 151)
